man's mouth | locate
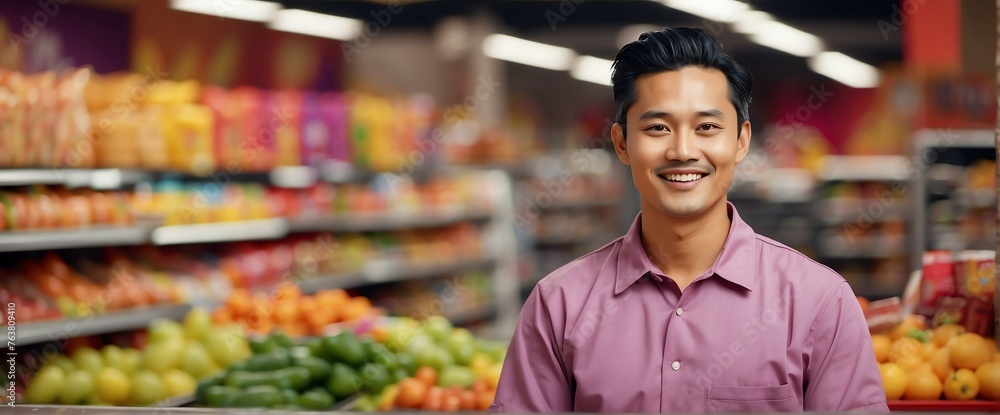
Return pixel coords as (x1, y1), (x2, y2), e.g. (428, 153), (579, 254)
(658, 173), (707, 182)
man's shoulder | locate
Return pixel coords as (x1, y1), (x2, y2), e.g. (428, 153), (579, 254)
(754, 233), (846, 286)
(533, 236), (624, 293)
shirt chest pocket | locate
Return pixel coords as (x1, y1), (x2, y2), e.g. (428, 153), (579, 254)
(705, 384), (800, 413)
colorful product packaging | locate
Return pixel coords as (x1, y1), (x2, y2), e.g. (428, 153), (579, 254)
(232, 87), (270, 171)
(324, 93), (351, 162)
(266, 90), (302, 167)
(300, 92), (331, 168)
(918, 250), (955, 318)
(953, 249), (995, 300)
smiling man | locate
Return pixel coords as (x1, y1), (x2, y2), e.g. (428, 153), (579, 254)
(490, 28), (888, 413)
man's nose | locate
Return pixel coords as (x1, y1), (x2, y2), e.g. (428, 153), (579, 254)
(664, 129), (699, 162)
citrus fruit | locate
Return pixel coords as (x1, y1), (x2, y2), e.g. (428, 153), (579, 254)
(975, 362), (1000, 400)
(919, 342), (938, 361)
(934, 324), (965, 348)
(890, 315), (924, 341)
(903, 371), (942, 400)
(95, 367), (131, 404)
(71, 347), (104, 377)
(889, 337), (923, 363)
(950, 333), (991, 370)
(870, 336), (891, 362)
(943, 369), (980, 400)
(930, 347), (953, 382)
(879, 363), (907, 400)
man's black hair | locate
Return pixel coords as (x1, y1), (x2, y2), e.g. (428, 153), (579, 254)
(611, 27), (753, 136)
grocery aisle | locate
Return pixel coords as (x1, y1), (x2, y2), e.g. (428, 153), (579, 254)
(1, 0), (998, 413)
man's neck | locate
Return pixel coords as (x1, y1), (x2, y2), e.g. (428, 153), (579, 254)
(639, 200), (732, 290)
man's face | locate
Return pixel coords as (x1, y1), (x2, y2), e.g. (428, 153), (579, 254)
(612, 66), (751, 218)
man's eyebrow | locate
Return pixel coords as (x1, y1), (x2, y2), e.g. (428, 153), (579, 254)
(636, 109), (726, 120)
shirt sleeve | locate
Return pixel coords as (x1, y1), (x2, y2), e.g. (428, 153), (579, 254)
(803, 281), (889, 413)
(489, 286), (573, 413)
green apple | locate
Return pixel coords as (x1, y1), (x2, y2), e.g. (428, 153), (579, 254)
(437, 365), (476, 388)
(179, 343), (215, 378)
(101, 345), (125, 372)
(130, 370), (167, 405)
(24, 366), (65, 404)
(148, 319), (185, 344)
(183, 308), (212, 341)
(423, 316), (453, 344)
(49, 355), (76, 374)
(71, 348), (104, 378)
(58, 370), (94, 405)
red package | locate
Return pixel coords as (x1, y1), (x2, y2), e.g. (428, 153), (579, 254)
(201, 85), (242, 170)
(232, 87), (270, 171)
(963, 295), (995, 338)
(866, 296), (903, 334)
(919, 250), (955, 317)
(954, 250), (995, 300)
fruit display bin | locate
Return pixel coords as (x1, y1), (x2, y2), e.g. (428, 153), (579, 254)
(888, 400), (1000, 412)
(7, 408), (1000, 415)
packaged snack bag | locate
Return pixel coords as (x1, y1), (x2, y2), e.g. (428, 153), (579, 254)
(954, 250), (995, 300)
(232, 87), (270, 171)
(266, 90), (302, 167)
(300, 92), (330, 168)
(919, 250), (955, 317)
(201, 85), (242, 170)
(323, 92), (351, 162)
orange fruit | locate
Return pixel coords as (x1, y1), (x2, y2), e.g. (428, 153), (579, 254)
(890, 315), (925, 341)
(273, 302), (299, 324)
(950, 333), (991, 370)
(919, 342), (938, 361)
(943, 369), (980, 400)
(872, 334), (892, 363)
(976, 362), (1000, 400)
(986, 338), (998, 354)
(904, 370), (943, 400)
(933, 324), (965, 348)
(879, 363), (907, 401)
(930, 347), (954, 382)
(226, 290), (253, 316)
(889, 337), (924, 363)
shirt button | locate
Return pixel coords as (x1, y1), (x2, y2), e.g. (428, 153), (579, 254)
(676, 308), (683, 316)
(671, 361), (681, 371)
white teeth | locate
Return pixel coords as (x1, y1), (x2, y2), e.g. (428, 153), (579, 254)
(663, 173), (702, 182)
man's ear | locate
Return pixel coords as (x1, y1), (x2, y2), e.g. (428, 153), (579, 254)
(611, 123), (630, 165)
(735, 121), (751, 164)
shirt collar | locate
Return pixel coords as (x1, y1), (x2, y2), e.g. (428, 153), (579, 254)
(614, 202), (756, 295)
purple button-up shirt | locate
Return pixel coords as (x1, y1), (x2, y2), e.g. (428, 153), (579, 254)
(492, 203), (889, 413)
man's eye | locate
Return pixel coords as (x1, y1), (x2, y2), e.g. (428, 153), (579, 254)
(697, 124), (721, 131)
(645, 125), (668, 132)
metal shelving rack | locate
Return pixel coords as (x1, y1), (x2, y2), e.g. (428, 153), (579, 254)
(3, 167), (522, 345)
(909, 129), (996, 273)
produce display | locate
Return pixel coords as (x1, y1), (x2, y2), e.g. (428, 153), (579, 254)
(0, 250), (184, 323)
(364, 273), (494, 324)
(864, 249), (998, 404)
(211, 286), (378, 337)
(18, 309), (250, 405)
(191, 315), (504, 411)
(0, 186), (134, 231)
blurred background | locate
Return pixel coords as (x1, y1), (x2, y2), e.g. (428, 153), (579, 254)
(1, 0), (998, 408)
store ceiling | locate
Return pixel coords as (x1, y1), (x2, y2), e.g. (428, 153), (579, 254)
(268, 0), (903, 82)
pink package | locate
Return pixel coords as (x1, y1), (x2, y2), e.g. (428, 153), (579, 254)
(300, 92), (330, 168)
(321, 93), (350, 162)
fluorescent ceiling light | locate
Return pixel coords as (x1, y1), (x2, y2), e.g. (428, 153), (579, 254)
(571, 56), (614, 86)
(170, 0), (279, 22)
(268, 9), (363, 41)
(808, 52), (880, 88)
(660, 0), (750, 22)
(729, 10), (774, 34)
(746, 20), (824, 57)
(482, 34), (577, 71)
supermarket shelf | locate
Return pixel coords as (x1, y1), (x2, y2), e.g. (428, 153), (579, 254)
(299, 257), (496, 293)
(0, 168), (152, 188)
(818, 155), (910, 182)
(17, 304), (192, 345)
(151, 218), (289, 245)
(814, 198), (908, 224)
(818, 235), (905, 259)
(914, 128), (995, 149)
(447, 303), (498, 326)
(156, 393), (195, 407)
(287, 210), (491, 233)
(539, 198), (618, 210)
(954, 188), (996, 208)
(0, 225), (153, 252)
